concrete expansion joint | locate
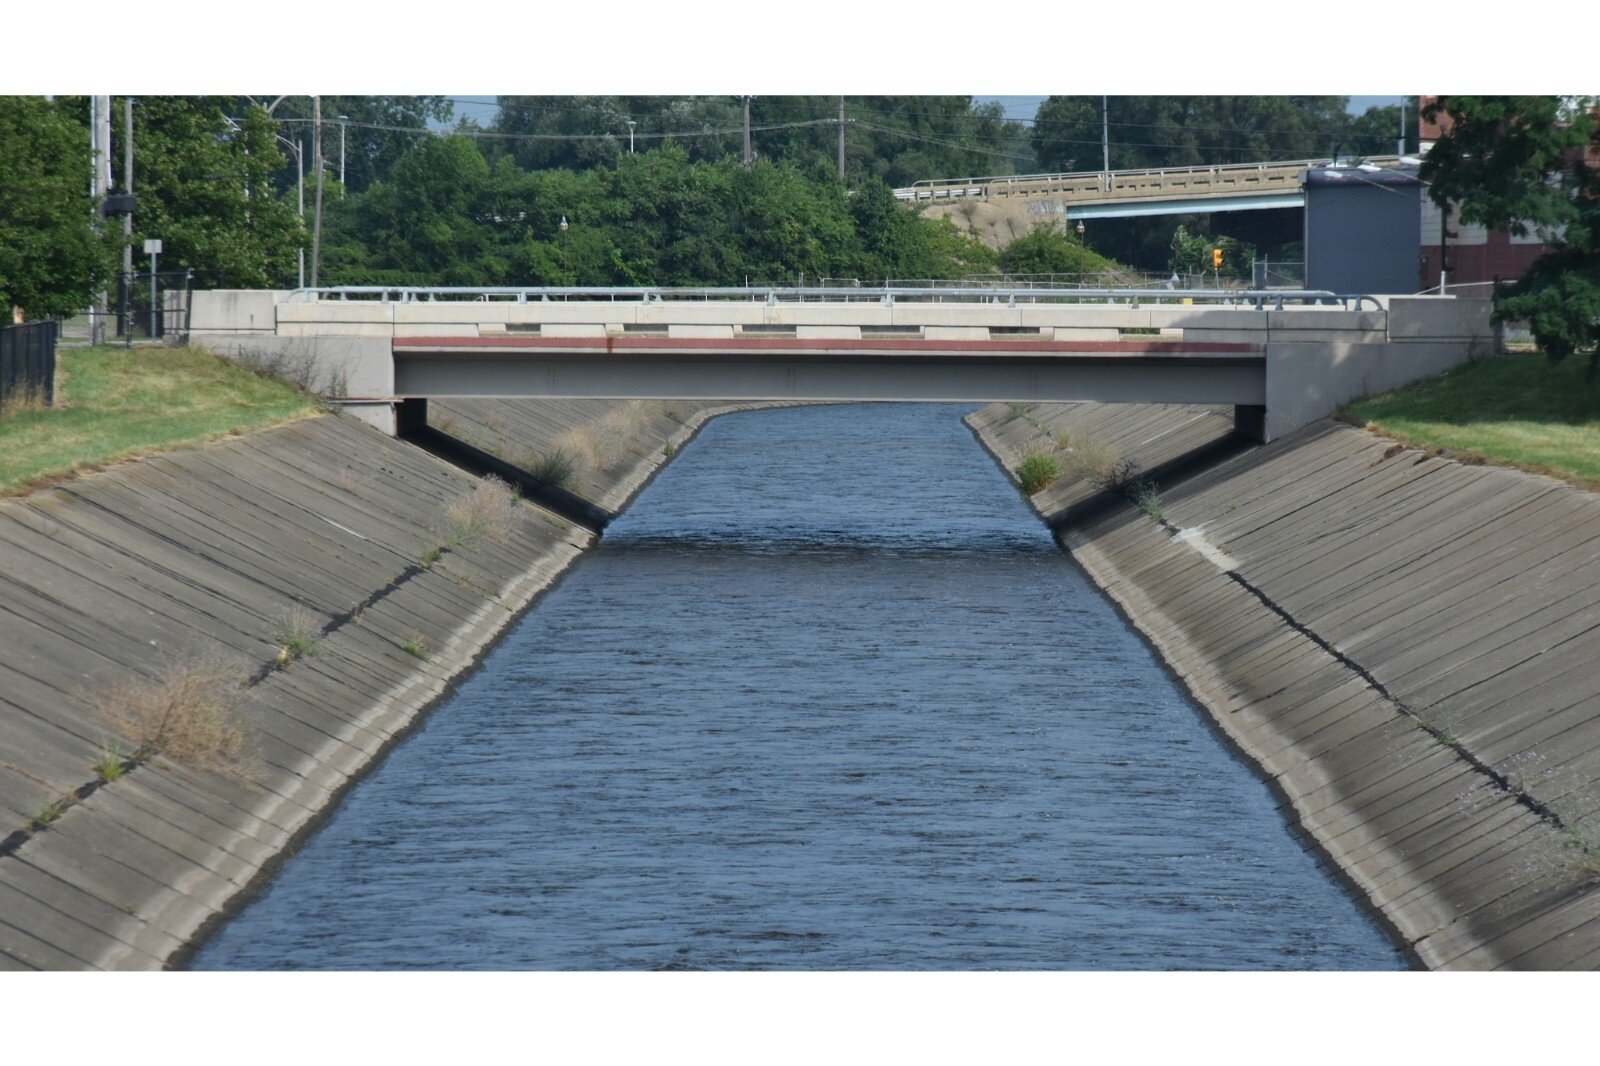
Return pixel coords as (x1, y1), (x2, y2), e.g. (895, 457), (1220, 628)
(1204, 540), (1581, 847)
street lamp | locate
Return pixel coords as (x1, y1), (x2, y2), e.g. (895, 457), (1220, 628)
(338, 114), (349, 197)
(626, 119), (636, 154)
(559, 215), (570, 284)
(1076, 220), (1086, 240)
(275, 135), (307, 288)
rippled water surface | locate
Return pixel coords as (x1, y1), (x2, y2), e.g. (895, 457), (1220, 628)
(194, 404), (1404, 970)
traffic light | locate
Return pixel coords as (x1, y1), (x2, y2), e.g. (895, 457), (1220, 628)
(1212, 247), (1224, 270)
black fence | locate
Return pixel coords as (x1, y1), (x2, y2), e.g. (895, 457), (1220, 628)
(0, 318), (58, 414)
(115, 269), (195, 341)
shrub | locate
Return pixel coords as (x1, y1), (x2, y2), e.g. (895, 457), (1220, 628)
(1016, 453), (1061, 495)
(95, 658), (249, 772)
(440, 474), (517, 550)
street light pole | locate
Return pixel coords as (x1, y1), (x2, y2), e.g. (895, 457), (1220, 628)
(626, 119), (635, 154)
(311, 95), (324, 288)
(339, 114), (348, 196)
(1101, 95), (1110, 185)
(275, 135), (306, 288)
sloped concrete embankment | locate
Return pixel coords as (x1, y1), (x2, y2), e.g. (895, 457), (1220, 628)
(970, 401), (1600, 970)
(0, 398), (750, 970)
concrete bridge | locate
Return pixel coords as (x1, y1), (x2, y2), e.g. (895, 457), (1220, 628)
(189, 285), (1490, 444)
(896, 155), (1405, 215)
(896, 156), (1407, 247)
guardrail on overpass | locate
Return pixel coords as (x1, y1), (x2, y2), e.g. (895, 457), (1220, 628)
(894, 156), (1405, 206)
(188, 285), (1490, 446)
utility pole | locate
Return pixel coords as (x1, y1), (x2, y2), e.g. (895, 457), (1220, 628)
(338, 114), (348, 197)
(311, 95), (324, 289)
(742, 96), (752, 169)
(123, 99), (134, 336)
(837, 95), (846, 180)
(1101, 95), (1110, 178)
(1398, 96), (1407, 157)
(91, 96), (112, 344)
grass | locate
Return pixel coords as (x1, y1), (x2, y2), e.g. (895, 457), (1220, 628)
(0, 345), (321, 497)
(526, 447), (578, 489)
(399, 634), (429, 659)
(31, 794), (73, 831)
(93, 744), (129, 782)
(272, 607), (323, 664)
(1130, 479), (1165, 522)
(1015, 453), (1061, 495)
(1342, 353), (1600, 491)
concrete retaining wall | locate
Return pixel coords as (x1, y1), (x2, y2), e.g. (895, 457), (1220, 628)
(0, 398), (755, 969)
(969, 401), (1600, 969)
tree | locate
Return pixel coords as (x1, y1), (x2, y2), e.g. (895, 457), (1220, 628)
(1419, 96), (1600, 369)
(1031, 96), (1352, 174)
(243, 96), (453, 195)
(997, 222), (1123, 278)
(128, 98), (303, 286)
(0, 97), (117, 317)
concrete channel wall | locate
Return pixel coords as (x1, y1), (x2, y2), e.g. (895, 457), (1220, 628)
(969, 401), (1600, 969)
(0, 397), (760, 969)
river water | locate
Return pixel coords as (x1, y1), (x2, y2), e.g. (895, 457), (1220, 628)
(193, 403), (1405, 970)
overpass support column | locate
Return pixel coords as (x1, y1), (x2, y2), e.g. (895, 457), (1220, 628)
(395, 397), (429, 437)
(1234, 404), (1268, 443)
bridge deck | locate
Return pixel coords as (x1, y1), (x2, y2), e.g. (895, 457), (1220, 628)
(391, 335), (1266, 406)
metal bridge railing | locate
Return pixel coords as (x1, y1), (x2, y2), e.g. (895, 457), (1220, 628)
(284, 285), (1384, 312)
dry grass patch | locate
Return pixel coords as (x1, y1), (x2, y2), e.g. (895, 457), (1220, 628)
(95, 658), (250, 773)
(439, 474), (518, 550)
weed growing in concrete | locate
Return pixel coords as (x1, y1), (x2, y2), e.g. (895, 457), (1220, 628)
(1130, 478), (1164, 522)
(1002, 402), (1035, 424)
(440, 475), (517, 550)
(527, 447), (578, 489)
(1061, 436), (1140, 492)
(95, 658), (249, 772)
(273, 607), (323, 664)
(1016, 453), (1062, 495)
(663, 441), (679, 459)
(419, 545), (443, 568)
(400, 634), (429, 660)
(32, 794), (72, 830)
(93, 743), (129, 782)
(1053, 430), (1073, 450)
